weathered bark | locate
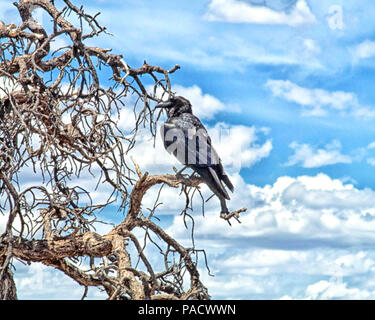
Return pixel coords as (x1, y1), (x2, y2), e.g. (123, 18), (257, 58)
(0, 257), (17, 300)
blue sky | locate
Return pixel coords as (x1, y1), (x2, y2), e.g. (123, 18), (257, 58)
(4, 0), (375, 300)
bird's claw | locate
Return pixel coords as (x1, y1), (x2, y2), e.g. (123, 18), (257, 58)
(220, 208), (247, 226)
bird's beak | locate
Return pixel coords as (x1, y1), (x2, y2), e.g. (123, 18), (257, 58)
(155, 100), (173, 109)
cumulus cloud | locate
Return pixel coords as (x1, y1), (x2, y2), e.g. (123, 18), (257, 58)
(168, 173), (375, 249)
(303, 38), (321, 56)
(145, 84), (228, 120)
(208, 123), (272, 172)
(49, 36), (69, 53)
(164, 173), (375, 299)
(200, 248), (375, 299)
(305, 277), (373, 300)
(266, 79), (358, 116)
(285, 140), (352, 168)
(172, 85), (226, 120)
(204, 0), (316, 26)
(14, 261), (106, 299)
(351, 40), (375, 61)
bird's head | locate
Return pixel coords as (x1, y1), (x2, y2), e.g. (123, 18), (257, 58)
(155, 96), (192, 118)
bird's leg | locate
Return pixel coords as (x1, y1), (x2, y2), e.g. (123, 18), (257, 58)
(219, 197), (229, 218)
(219, 197), (243, 226)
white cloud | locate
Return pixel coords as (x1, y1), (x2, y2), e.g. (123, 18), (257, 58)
(0, 76), (22, 98)
(303, 38), (321, 56)
(266, 79), (358, 116)
(173, 85), (226, 120)
(352, 106), (375, 119)
(352, 40), (375, 61)
(147, 84), (227, 120)
(49, 36), (69, 53)
(305, 277), (372, 300)
(204, 0), (316, 26)
(281, 176), (375, 210)
(212, 250), (374, 284)
(346, 141), (375, 166)
(286, 140), (352, 168)
(165, 173), (375, 299)
(208, 123), (272, 172)
(168, 173), (375, 249)
(14, 261), (107, 300)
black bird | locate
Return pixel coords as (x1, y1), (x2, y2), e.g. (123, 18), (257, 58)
(155, 96), (234, 216)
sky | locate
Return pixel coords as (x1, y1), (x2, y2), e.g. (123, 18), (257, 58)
(3, 0), (375, 300)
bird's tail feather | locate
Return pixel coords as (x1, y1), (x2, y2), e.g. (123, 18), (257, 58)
(221, 173), (234, 193)
(216, 163), (234, 193)
(192, 166), (233, 201)
(207, 167), (230, 200)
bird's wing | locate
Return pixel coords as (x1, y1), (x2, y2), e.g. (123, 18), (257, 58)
(161, 115), (220, 167)
(161, 115), (234, 199)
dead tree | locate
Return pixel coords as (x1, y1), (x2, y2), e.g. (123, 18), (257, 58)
(0, 0), (244, 300)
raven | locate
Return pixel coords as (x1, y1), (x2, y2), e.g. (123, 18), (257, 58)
(155, 96), (234, 216)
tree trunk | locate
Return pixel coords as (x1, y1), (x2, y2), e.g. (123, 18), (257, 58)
(0, 262), (18, 300)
